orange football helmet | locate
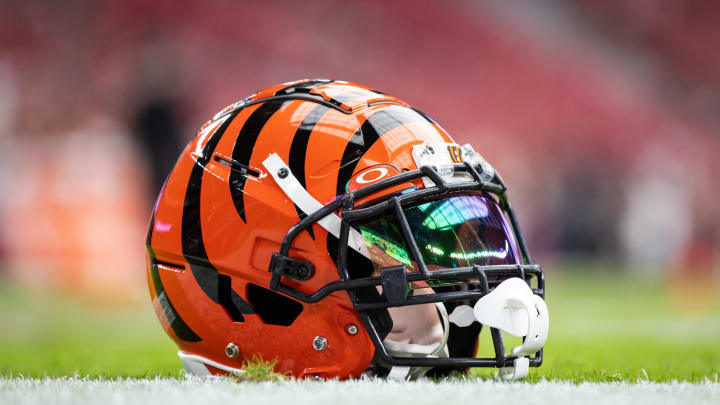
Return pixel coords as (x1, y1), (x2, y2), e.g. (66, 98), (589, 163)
(146, 79), (548, 380)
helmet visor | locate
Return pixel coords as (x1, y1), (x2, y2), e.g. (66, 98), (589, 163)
(352, 193), (520, 274)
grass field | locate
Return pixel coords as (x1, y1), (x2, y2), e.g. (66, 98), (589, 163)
(2, 377), (718, 405)
(1, 266), (719, 383)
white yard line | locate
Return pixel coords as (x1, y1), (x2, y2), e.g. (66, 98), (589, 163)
(1, 377), (718, 405)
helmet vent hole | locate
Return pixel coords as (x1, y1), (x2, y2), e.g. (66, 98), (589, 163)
(247, 284), (303, 326)
(214, 155), (260, 177)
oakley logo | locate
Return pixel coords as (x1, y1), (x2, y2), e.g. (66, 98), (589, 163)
(346, 164), (401, 193)
(355, 167), (390, 184)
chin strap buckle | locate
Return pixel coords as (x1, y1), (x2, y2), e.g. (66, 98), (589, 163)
(448, 277), (549, 380)
(269, 253), (314, 282)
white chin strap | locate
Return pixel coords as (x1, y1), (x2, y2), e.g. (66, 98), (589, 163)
(383, 302), (451, 380)
(449, 278), (549, 380)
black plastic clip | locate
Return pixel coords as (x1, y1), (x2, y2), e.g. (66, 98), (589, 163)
(381, 265), (409, 304)
(269, 253), (314, 281)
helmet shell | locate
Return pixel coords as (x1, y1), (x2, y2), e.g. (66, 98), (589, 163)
(146, 79), (454, 379)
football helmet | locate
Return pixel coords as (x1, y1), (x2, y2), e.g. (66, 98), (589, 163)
(146, 79), (548, 380)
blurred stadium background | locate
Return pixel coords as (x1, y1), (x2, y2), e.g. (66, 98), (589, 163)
(0, 0), (718, 380)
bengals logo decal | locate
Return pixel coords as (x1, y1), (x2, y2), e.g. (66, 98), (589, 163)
(447, 145), (463, 163)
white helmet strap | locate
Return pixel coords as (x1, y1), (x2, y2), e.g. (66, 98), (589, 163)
(262, 153), (370, 257)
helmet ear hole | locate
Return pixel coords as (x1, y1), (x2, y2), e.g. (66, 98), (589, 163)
(246, 283), (303, 326)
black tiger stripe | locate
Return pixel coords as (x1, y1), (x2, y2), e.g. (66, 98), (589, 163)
(288, 104), (331, 239)
(275, 79), (331, 95)
(147, 247), (202, 342)
(334, 105), (426, 196)
(336, 125), (378, 197)
(182, 109), (255, 322)
(229, 100), (289, 223)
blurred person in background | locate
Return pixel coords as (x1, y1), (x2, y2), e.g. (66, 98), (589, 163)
(619, 138), (693, 274)
(131, 39), (187, 198)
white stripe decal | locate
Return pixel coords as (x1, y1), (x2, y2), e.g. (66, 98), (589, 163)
(262, 153), (369, 257)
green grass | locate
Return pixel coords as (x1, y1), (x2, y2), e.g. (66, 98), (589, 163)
(229, 356), (289, 382)
(0, 283), (180, 378)
(475, 269), (720, 383)
(1, 266), (718, 382)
